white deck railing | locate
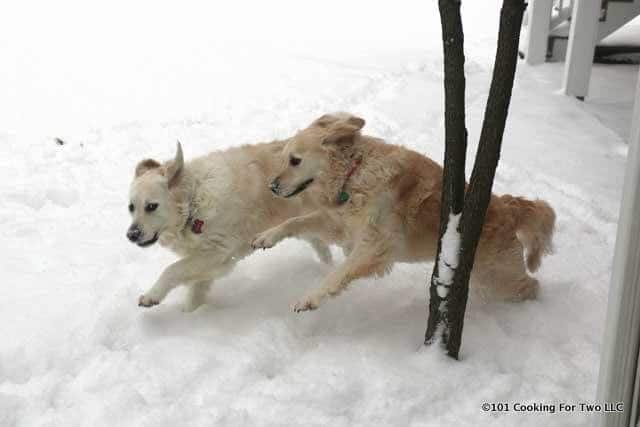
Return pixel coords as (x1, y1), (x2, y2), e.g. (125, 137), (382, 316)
(524, 0), (640, 98)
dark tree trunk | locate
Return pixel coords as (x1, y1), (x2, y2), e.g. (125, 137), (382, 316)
(425, 0), (527, 359)
(424, 0), (468, 347)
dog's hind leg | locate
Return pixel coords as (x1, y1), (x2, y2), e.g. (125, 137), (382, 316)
(472, 244), (540, 301)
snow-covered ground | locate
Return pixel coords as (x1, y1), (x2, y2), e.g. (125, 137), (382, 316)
(0, 1), (635, 426)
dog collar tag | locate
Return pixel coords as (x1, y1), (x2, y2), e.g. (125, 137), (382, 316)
(338, 191), (350, 204)
(337, 156), (361, 205)
(191, 219), (204, 234)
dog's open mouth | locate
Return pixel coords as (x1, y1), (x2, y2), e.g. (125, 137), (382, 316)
(137, 233), (159, 247)
(284, 179), (314, 198)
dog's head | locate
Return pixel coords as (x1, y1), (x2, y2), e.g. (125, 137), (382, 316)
(270, 113), (365, 198)
(127, 143), (184, 247)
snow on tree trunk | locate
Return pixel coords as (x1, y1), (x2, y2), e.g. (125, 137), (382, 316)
(425, 0), (527, 359)
(436, 213), (462, 299)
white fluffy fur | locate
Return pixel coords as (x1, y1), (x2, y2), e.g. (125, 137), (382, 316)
(128, 142), (331, 311)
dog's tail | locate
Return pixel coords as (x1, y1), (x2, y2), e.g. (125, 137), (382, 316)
(502, 195), (556, 272)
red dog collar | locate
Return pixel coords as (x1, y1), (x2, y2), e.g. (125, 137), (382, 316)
(191, 219), (204, 234)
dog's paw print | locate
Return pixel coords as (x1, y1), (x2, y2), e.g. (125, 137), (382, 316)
(138, 294), (160, 308)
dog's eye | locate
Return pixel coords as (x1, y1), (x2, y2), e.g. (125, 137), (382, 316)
(128, 203), (134, 213)
(145, 202), (159, 213)
(289, 156), (302, 167)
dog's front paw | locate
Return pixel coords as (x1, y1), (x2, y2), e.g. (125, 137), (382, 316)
(251, 229), (281, 250)
(138, 294), (160, 308)
(291, 294), (322, 313)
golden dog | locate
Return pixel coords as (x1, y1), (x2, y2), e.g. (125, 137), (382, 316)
(252, 113), (555, 312)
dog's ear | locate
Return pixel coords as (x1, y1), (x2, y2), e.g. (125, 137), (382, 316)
(312, 114), (340, 128)
(166, 141), (184, 188)
(321, 115), (365, 145)
(135, 159), (161, 177)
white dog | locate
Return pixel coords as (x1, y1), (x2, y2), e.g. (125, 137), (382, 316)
(127, 142), (331, 312)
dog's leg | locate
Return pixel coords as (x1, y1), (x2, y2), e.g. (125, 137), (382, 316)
(182, 280), (212, 312)
(472, 244), (540, 301)
(182, 260), (235, 311)
(292, 238), (392, 312)
(139, 255), (232, 308)
(252, 211), (328, 250)
(305, 237), (333, 265)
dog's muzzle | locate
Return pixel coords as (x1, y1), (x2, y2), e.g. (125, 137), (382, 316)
(270, 177), (314, 198)
(270, 178), (281, 195)
(127, 224), (159, 247)
(284, 178), (314, 198)
(137, 233), (159, 247)
(127, 224), (142, 242)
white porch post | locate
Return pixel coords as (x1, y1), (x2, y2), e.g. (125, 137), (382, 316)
(562, 0), (600, 99)
(595, 70), (640, 427)
(525, 0), (553, 65)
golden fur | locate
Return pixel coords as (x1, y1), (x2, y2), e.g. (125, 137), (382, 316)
(252, 113), (556, 311)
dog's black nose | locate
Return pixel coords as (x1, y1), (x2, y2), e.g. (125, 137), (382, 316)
(127, 225), (142, 242)
(270, 179), (280, 195)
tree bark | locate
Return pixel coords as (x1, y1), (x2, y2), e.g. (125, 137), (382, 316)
(425, 0), (527, 359)
(424, 0), (468, 347)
